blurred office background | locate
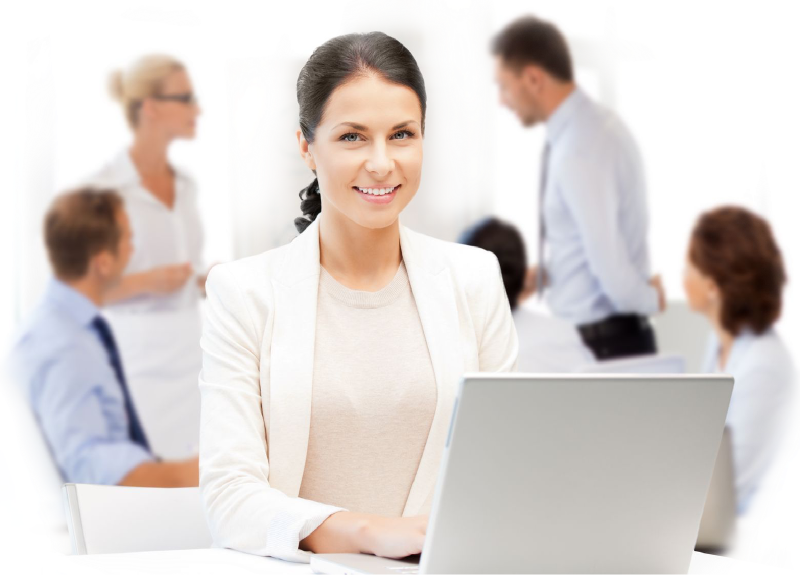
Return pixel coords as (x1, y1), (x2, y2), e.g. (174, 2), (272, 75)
(6, 1), (800, 368)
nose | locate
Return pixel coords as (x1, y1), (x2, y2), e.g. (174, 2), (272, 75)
(364, 140), (394, 177)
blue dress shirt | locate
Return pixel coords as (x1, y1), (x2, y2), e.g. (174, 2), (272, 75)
(542, 87), (659, 325)
(702, 328), (796, 514)
(10, 279), (154, 485)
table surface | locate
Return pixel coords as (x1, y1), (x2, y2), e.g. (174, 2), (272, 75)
(23, 547), (794, 575)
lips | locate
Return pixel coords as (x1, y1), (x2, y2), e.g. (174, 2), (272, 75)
(353, 184), (400, 204)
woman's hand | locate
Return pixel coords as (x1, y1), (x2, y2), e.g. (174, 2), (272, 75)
(300, 512), (427, 559)
(361, 515), (427, 559)
(144, 263), (194, 294)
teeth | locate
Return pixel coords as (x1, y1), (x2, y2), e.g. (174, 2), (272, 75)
(357, 186), (395, 195)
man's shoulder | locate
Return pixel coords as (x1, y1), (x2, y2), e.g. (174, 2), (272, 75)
(12, 303), (104, 381)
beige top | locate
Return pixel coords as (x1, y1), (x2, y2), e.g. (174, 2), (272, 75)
(298, 262), (437, 517)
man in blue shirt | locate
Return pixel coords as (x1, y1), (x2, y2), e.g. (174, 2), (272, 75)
(491, 15), (667, 360)
(10, 189), (198, 486)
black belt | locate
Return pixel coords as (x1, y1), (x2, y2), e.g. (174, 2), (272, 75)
(578, 314), (651, 341)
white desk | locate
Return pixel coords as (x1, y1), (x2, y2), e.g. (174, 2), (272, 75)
(28, 548), (794, 574)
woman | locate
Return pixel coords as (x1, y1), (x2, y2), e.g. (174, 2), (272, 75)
(460, 217), (594, 372)
(199, 33), (518, 562)
(684, 206), (795, 514)
(87, 54), (207, 459)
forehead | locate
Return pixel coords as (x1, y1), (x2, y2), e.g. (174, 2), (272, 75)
(320, 74), (422, 130)
(494, 57), (520, 80)
(162, 68), (192, 92)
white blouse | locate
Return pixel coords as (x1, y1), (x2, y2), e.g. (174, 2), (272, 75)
(702, 328), (796, 513)
(85, 149), (205, 313)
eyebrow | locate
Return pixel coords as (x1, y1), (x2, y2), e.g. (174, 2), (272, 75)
(332, 120), (420, 132)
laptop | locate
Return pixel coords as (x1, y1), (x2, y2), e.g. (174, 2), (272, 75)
(579, 356), (737, 552)
(311, 374), (733, 574)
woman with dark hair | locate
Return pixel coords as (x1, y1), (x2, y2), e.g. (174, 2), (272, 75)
(198, 33), (517, 562)
(684, 206), (795, 514)
(459, 217), (593, 372)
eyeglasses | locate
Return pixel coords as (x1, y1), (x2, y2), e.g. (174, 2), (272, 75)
(150, 92), (198, 105)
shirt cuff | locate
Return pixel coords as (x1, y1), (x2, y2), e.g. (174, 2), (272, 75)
(266, 498), (346, 563)
(71, 441), (155, 486)
(643, 284), (660, 315)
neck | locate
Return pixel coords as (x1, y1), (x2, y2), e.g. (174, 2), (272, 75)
(318, 203), (402, 291)
(63, 276), (105, 308)
(709, 310), (736, 368)
(129, 128), (171, 175)
(542, 81), (577, 121)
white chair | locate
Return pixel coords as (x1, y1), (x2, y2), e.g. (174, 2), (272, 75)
(0, 376), (67, 529)
(576, 353), (686, 374)
(651, 300), (711, 373)
(62, 484), (212, 554)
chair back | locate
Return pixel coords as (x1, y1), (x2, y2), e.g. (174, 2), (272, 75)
(62, 484), (212, 554)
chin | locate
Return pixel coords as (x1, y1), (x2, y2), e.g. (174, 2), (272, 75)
(346, 207), (403, 231)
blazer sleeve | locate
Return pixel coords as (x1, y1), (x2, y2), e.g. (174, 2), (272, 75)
(199, 264), (343, 562)
(476, 253), (519, 372)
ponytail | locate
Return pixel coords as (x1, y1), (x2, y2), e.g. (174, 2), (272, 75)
(293, 178), (321, 233)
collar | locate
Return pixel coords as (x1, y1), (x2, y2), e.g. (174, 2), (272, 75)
(708, 328), (762, 373)
(545, 86), (587, 145)
(45, 278), (100, 327)
(110, 148), (189, 206)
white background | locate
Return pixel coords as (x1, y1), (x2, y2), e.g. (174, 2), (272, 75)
(1, 0), (799, 570)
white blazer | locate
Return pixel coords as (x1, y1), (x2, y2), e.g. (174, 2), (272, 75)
(199, 218), (518, 562)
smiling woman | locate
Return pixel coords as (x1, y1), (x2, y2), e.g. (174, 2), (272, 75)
(293, 32), (426, 237)
(198, 32), (518, 564)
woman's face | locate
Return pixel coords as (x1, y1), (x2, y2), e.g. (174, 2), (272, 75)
(142, 69), (201, 140)
(298, 74), (424, 230)
(683, 253), (720, 317)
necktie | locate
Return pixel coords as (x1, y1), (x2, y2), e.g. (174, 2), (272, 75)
(536, 142), (551, 297)
(91, 316), (151, 452)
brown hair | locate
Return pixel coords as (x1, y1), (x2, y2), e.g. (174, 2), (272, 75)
(44, 188), (124, 281)
(491, 15), (574, 82)
(689, 206), (786, 335)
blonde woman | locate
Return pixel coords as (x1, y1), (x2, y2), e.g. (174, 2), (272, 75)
(85, 54), (206, 459)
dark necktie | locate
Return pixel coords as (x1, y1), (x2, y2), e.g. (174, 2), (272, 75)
(91, 316), (151, 452)
(536, 142), (551, 297)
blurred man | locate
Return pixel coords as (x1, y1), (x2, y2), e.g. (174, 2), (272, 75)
(492, 15), (666, 360)
(10, 189), (198, 486)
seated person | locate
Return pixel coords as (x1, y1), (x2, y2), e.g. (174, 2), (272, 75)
(684, 206), (795, 513)
(10, 188), (198, 487)
(460, 217), (594, 372)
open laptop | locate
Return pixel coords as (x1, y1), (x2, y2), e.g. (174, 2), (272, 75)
(579, 355), (737, 552)
(311, 374), (733, 574)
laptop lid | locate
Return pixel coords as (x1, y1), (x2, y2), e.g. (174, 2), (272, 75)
(420, 374), (732, 574)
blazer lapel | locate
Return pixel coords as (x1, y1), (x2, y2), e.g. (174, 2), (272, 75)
(267, 219), (321, 496)
(400, 225), (464, 516)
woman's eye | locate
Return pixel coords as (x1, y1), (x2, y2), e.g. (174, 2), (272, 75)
(391, 130), (415, 140)
(341, 133), (362, 142)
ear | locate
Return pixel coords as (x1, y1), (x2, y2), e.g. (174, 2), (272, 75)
(92, 250), (115, 280)
(297, 129), (316, 171)
(521, 64), (544, 93)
